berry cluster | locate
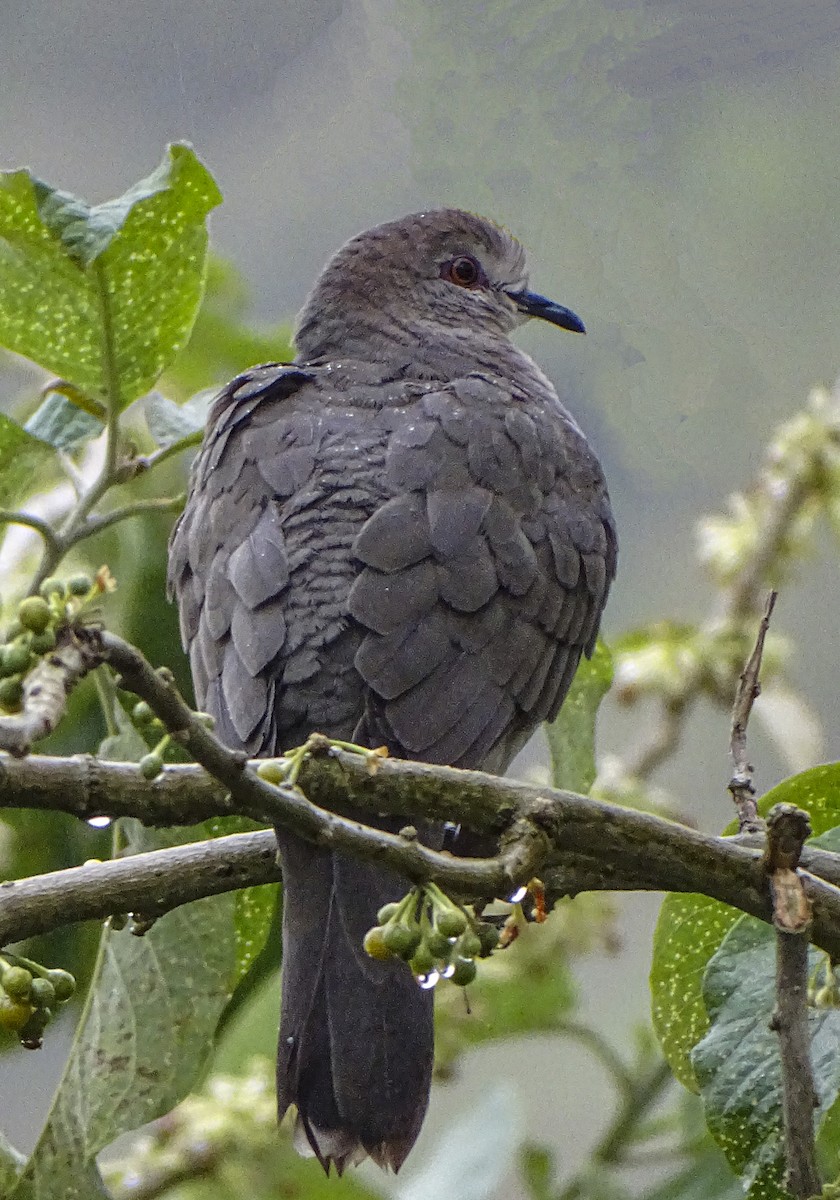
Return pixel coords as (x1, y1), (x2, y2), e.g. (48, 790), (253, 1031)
(0, 571), (105, 712)
(0, 953), (76, 1048)
(364, 882), (499, 987)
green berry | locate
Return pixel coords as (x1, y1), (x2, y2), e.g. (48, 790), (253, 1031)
(3, 641), (33, 675)
(30, 978), (55, 1009)
(450, 957), (477, 987)
(132, 701), (154, 725)
(427, 930), (454, 958)
(18, 596), (51, 634)
(409, 943), (436, 977)
(377, 902), (401, 925)
(139, 753), (164, 781)
(1, 966), (32, 1001)
(457, 931), (483, 959)
(0, 993), (32, 1032)
(4, 619), (23, 640)
(38, 577), (65, 600)
(0, 676), (23, 710)
(363, 926), (392, 961)
(67, 574), (93, 597)
(44, 969), (76, 1003)
(477, 923), (501, 955)
(383, 923), (422, 959)
(436, 908), (468, 938)
(30, 628), (57, 654)
(256, 760), (286, 785)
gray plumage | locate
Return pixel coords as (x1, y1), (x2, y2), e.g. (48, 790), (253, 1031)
(168, 208), (616, 1174)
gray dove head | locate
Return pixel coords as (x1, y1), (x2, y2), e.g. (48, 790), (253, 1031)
(294, 209), (584, 371)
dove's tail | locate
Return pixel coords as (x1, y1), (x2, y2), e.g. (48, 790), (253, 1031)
(275, 829), (433, 1174)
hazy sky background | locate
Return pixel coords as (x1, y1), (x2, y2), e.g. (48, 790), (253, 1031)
(3, 2), (840, 1194)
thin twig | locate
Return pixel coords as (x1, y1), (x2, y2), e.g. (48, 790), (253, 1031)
(729, 590), (777, 832)
(0, 510), (61, 562)
(78, 493), (186, 539)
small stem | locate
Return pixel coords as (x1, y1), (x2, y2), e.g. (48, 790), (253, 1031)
(0, 510), (61, 563)
(78, 494), (186, 540)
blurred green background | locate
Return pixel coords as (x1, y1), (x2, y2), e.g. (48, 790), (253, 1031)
(2, 2), (840, 1196)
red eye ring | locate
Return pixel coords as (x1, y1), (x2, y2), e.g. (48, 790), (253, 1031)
(443, 255), (482, 288)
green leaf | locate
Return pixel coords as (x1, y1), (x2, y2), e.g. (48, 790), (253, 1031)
(10, 819), (239, 1200)
(692, 913), (840, 1198)
(0, 144), (222, 411)
(204, 816), (278, 986)
(0, 1130), (25, 1193)
(545, 639), (613, 793)
(25, 392), (103, 451)
(0, 415), (55, 508)
(651, 761), (840, 1092)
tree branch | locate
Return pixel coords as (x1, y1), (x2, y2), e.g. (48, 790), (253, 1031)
(5, 747), (840, 958)
(765, 805), (820, 1199)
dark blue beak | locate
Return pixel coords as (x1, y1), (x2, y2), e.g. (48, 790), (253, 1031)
(510, 289), (586, 334)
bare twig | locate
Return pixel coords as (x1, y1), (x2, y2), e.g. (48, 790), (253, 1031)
(764, 803), (820, 1199)
(729, 591), (777, 832)
(78, 494), (186, 540)
(0, 510), (61, 561)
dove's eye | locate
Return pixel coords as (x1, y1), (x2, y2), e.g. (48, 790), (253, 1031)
(442, 255), (485, 288)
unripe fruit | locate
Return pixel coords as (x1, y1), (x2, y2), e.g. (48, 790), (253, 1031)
(30, 628), (57, 654)
(38, 577), (65, 599)
(363, 926), (392, 961)
(376, 902), (400, 925)
(383, 923), (422, 959)
(427, 930), (454, 958)
(30, 978), (56, 1009)
(256, 760), (286, 785)
(0, 994), (32, 1031)
(450, 957), (477, 986)
(0, 676), (23, 709)
(67, 574), (93, 597)
(132, 701), (154, 725)
(477, 923), (501, 955)
(18, 597), (51, 634)
(44, 969), (75, 1002)
(1, 967), (32, 1001)
(2, 641), (33, 675)
(457, 931), (483, 959)
(139, 753), (164, 781)
(409, 944), (436, 977)
(436, 908), (468, 938)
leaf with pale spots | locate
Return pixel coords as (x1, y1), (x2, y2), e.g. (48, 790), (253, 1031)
(0, 144), (221, 413)
(692, 907), (840, 1198)
(8, 818), (241, 1200)
(0, 415), (55, 508)
(651, 761), (840, 1092)
(544, 639), (613, 794)
(205, 815), (278, 984)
